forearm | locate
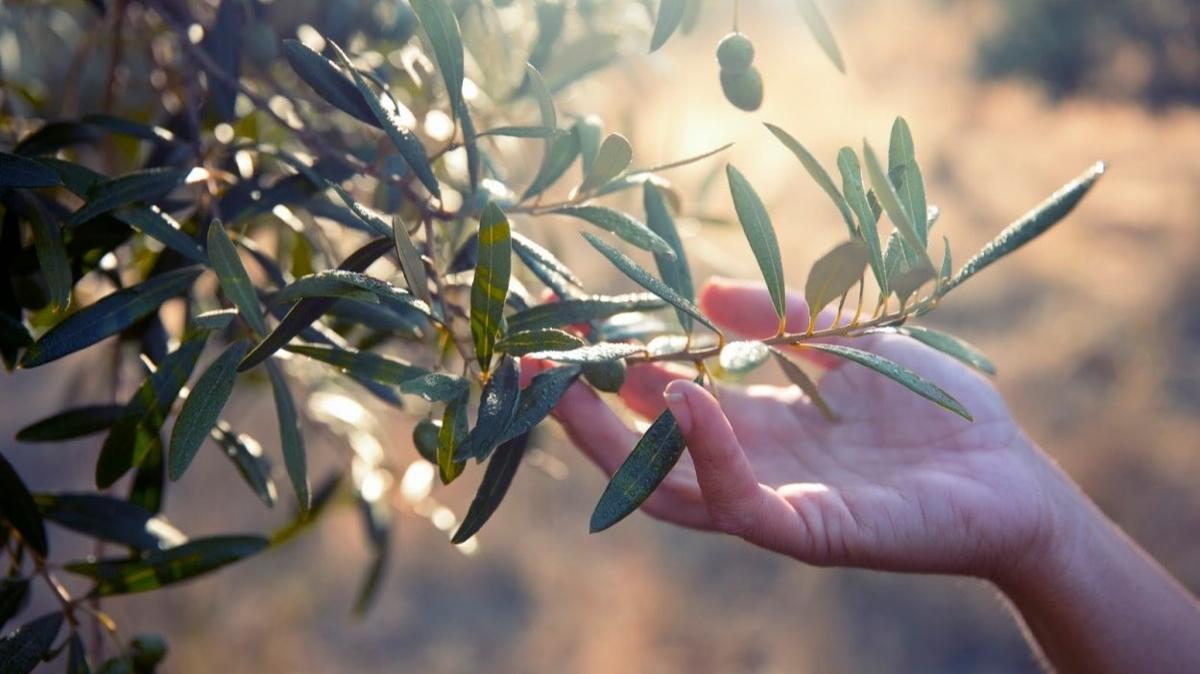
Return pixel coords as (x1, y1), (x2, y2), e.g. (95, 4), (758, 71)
(995, 458), (1200, 674)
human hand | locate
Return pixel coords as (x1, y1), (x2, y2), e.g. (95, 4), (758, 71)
(549, 277), (1077, 581)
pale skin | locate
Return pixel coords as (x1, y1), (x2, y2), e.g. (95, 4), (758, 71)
(542, 277), (1200, 673)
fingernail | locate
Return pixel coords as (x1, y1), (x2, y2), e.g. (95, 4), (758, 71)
(663, 381), (693, 433)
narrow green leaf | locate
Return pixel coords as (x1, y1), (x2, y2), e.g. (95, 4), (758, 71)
(804, 240), (869, 322)
(574, 115), (603, 176)
(457, 99), (481, 192)
(541, 33), (620, 93)
(470, 202), (512, 372)
(12, 191), (71, 311)
(577, 133), (632, 195)
(326, 182), (391, 237)
(0, 612), (63, 674)
(64, 535), (268, 596)
(837, 147), (887, 295)
(527, 342), (644, 364)
(399, 372), (469, 402)
(192, 308), (238, 332)
(525, 64), (557, 139)
(202, 0), (243, 121)
(795, 0), (845, 73)
(209, 220), (268, 336)
(35, 493), (185, 551)
(590, 408), (684, 532)
(282, 39), (378, 125)
(582, 232), (717, 333)
(271, 270), (432, 316)
(266, 359), (309, 512)
(867, 325), (996, 375)
(0, 579), (30, 631)
(770, 348), (836, 421)
(15, 405), (123, 443)
(883, 231), (933, 302)
(287, 343), (425, 385)
(67, 167), (187, 226)
(797, 343), (972, 420)
(455, 356), (520, 462)
(945, 162), (1106, 293)
(211, 423), (277, 507)
(477, 125), (562, 139)
(127, 443), (164, 515)
(633, 142), (735, 174)
(764, 123), (856, 236)
(392, 216), (432, 309)
(451, 432), (530, 543)
(649, 0), (687, 52)
(66, 633), (89, 674)
(862, 140), (935, 276)
(888, 119), (928, 248)
(20, 266), (202, 368)
(411, 0), (465, 114)
(718, 340), (770, 374)
(328, 41), (441, 198)
(553, 206), (674, 257)
(726, 164), (786, 326)
(0, 152), (62, 188)
(522, 129), (579, 199)
(508, 293), (666, 333)
(351, 488), (391, 617)
(169, 340), (249, 480)
(437, 393), (467, 484)
(97, 336), (206, 488)
(940, 235), (952, 284)
(643, 181), (693, 332)
(495, 329), (586, 355)
(496, 365), (583, 444)
(0, 453), (48, 555)
(113, 205), (208, 264)
(511, 231), (584, 290)
(239, 237), (393, 371)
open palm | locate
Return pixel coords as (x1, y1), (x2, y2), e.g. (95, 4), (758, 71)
(549, 278), (1063, 578)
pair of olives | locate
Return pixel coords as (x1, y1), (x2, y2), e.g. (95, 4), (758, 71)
(717, 33), (763, 111)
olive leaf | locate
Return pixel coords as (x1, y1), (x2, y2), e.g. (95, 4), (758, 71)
(451, 432), (530, 543)
(526, 342), (645, 364)
(865, 325), (996, 375)
(455, 355), (520, 462)
(649, 0), (687, 52)
(496, 365), (583, 445)
(727, 164), (786, 327)
(411, 0), (466, 114)
(114, 205), (208, 264)
(511, 231), (584, 294)
(795, 0), (845, 73)
(495, 328), (586, 355)
(0, 611), (63, 674)
(644, 181), (694, 332)
(209, 220), (269, 336)
(590, 407), (685, 532)
(771, 348), (837, 421)
(507, 293), (666, 332)
(837, 147), (888, 296)
(67, 167), (188, 226)
(0, 453), (48, 556)
(64, 536), (268, 596)
(211, 423), (277, 507)
(34, 493), (185, 551)
(577, 133), (632, 195)
(266, 359), (309, 513)
(11, 191), (71, 311)
(764, 123), (856, 237)
(283, 39), (378, 125)
(287, 343), (426, 385)
(945, 162), (1106, 293)
(169, 340), (249, 481)
(0, 151), (62, 188)
(271, 270), (432, 317)
(804, 240), (869, 322)
(15, 405), (124, 443)
(20, 266), (202, 368)
(523, 129), (579, 199)
(862, 141), (935, 276)
(471, 202), (512, 372)
(888, 117), (928, 247)
(796, 343), (972, 420)
(437, 392), (468, 484)
(552, 206), (675, 257)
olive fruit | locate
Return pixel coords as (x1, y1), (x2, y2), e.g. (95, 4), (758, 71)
(413, 418), (441, 463)
(582, 360), (627, 393)
(716, 32), (755, 73)
(720, 66), (764, 111)
(129, 634), (168, 671)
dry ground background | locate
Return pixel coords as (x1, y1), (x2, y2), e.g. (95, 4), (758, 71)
(4, 0), (1200, 672)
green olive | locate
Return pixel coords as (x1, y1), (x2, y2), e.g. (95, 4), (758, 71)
(412, 418), (441, 463)
(716, 33), (755, 73)
(582, 360), (627, 393)
(129, 634), (168, 670)
(720, 66), (764, 111)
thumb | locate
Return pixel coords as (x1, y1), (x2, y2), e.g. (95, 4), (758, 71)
(662, 380), (798, 548)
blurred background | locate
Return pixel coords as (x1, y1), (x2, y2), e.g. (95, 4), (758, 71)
(3, 0), (1200, 671)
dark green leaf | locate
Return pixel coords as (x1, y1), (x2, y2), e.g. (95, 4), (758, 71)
(771, 348), (836, 421)
(398, 372), (470, 402)
(522, 129), (578, 199)
(266, 359), (309, 512)
(437, 392), (467, 484)
(97, 336), (206, 488)
(411, 0), (465, 114)
(643, 181), (693, 331)
(526, 342), (644, 364)
(455, 355), (520, 462)
(203, 0), (243, 121)
(470, 202), (512, 372)
(392, 216), (432, 309)
(0, 152), (61, 188)
(727, 164), (786, 327)
(496, 365), (582, 444)
(837, 147), (887, 295)
(67, 167), (187, 226)
(764, 123), (856, 236)
(36, 157), (105, 195)
(15, 405), (122, 443)
(211, 422), (277, 507)
(795, 0), (845, 72)
(20, 266), (201, 368)
(113, 206), (207, 264)
(804, 240), (869, 322)
(326, 182), (391, 237)
(495, 329), (585, 355)
(451, 432), (530, 543)
(939, 235), (952, 284)
(192, 308), (237, 332)
(0, 579), (30, 631)
(282, 39), (377, 125)
(0, 612), (63, 674)
(269, 471), (341, 546)
(65, 535), (268, 596)
(553, 206), (674, 257)
(511, 231), (583, 296)
(797, 343), (972, 420)
(66, 633), (90, 674)
(649, 0), (687, 52)
(577, 133), (632, 195)
(209, 220), (269, 336)
(288, 343), (424, 384)
(351, 489), (391, 617)
(271, 270), (432, 316)
(582, 232), (717, 333)
(0, 453), (48, 555)
(13, 122), (100, 157)
(590, 408), (685, 532)
(12, 191), (71, 311)
(508, 293), (666, 333)
(169, 340), (249, 480)
(945, 162), (1106, 293)
(35, 493), (185, 551)
(127, 443), (164, 515)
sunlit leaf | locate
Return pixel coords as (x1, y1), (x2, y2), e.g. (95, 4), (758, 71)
(113, 205), (208, 264)
(15, 405), (123, 443)
(511, 231), (583, 293)
(471, 203), (512, 372)
(210, 423), (277, 507)
(169, 340), (249, 481)
(266, 359), (309, 512)
(508, 293), (666, 333)
(411, 0), (465, 114)
(797, 343), (972, 420)
(795, 0), (845, 73)
(805, 240), (869, 322)
(764, 124), (856, 236)
(400, 372), (470, 402)
(209, 220), (269, 335)
(477, 125), (563, 139)
(20, 266), (201, 368)
(553, 206), (674, 257)
(455, 356), (520, 462)
(940, 235), (952, 284)
(451, 432), (530, 543)
(862, 140), (934, 274)
(945, 162), (1106, 293)
(192, 308), (238, 332)
(65, 535), (268, 596)
(525, 63), (557, 138)
(0, 152), (62, 188)
(496, 365), (582, 445)
(527, 342), (644, 364)
(771, 348), (836, 421)
(495, 328), (586, 355)
(718, 340), (770, 374)
(438, 392), (467, 484)
(283, 39), (377, 124)
(836, 148), (886, 295)
(590, 408), (684, 532)
(34, 493), (185, 551)
(287, 343), (424, 383)
(649, 0), (687, 52)
(0, 453), (48, 556)
(643, 182), (693, 332)
(577, 133), (632, 195)
(0, 611), (63, 674)
(522, 129), (578, 199)
(867, 325), (996, 375)
(67, 167), (187, 226)
(726, 164), (786, 327)
(887, 117), (928, 247)
(271, 270), (432, 316)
